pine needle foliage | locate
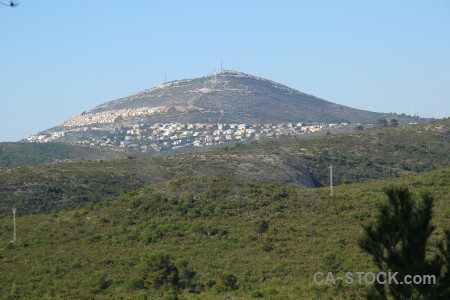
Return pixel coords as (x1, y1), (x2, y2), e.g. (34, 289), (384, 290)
(359, 187), (450, 299)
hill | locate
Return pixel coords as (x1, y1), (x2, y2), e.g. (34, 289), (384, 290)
(217, 118), (450, 186)
(87, 70), (415, 124)
(0, 142), (143, 168)
(23, 70), (423, 154)
(0, 166), (448, 299)
(1, 119), (448, 217)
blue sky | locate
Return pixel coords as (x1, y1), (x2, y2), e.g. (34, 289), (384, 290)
(1, 0), (449, 141)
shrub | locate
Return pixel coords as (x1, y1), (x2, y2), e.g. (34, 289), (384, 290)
(218, 272), (237, 291)
(251, 290), (264, 298)
(123, 276), (145, 291)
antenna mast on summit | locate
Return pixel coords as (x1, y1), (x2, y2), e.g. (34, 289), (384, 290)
(221, 59), (223, 71)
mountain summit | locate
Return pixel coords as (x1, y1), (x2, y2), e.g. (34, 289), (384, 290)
(24, 70), (420, 151)
(84, 70), (398, 124)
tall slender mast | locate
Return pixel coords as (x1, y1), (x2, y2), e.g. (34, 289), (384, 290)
(12, 208), (17, 243)
(329, 165), (333, 196)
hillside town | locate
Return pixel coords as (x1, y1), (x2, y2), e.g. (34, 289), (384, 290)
(58, 105), (202, 127)
(24, 121), (349, 153)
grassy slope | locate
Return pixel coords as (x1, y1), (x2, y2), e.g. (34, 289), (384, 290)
(211, 118), (450, 185)
(0, 153), (313, 217)
(0, 167), (449, 299)
(0, 142), (141, 168)
(0, 119), (448, 217)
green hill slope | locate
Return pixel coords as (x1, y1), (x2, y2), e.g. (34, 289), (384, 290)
(0, 167), (448, 299)
(0, 154), (314, 217)
(216, 118), (450, 186)
(0, 142), (142, 168)
(0, 119), (448, 217)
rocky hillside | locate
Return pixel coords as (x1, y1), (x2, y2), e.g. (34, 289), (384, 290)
(87, 70), (417, 124)
(23, 70), (423, 151)
(3, 119), (448, 217)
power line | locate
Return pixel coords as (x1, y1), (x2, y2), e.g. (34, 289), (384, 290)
(12, 208), (17, 243)
(329, 165), (333, 196)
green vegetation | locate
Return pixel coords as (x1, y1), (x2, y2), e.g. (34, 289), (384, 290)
(0, 142), (139, 168)
(254, 218), (269, 241)
(359, 187), (450, 299)
(390, 119), (399, 127)
(1, 119), (448, 217)
(0, 166), (448, 299)
(216, 118), (450, 186)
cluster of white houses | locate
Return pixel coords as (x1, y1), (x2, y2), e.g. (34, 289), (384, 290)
(58, 106), (193, 127)
(24, 121), (348, 152)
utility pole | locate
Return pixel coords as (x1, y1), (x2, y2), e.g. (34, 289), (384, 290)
(329, 165), (333, 196)
(12, 208), (16, 243)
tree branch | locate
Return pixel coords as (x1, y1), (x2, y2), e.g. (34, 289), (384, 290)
(0, 1), (19, 7)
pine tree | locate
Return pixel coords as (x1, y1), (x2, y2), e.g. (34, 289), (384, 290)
(140, 252), (179, 296)
(359, 187), (450, 299)
(377, 119), (388, 127)
(254, 218), (269, 241)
